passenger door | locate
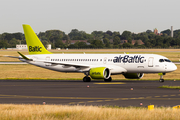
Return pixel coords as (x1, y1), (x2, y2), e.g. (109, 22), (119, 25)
(45, 56), (51, 66)
(148, 57), (154, 67)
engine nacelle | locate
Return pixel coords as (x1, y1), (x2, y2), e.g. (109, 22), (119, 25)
(89, 67), (111, 79)
(123, 73), (144, 79)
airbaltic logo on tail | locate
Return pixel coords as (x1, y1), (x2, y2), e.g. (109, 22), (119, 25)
(29, 46), (42, 52)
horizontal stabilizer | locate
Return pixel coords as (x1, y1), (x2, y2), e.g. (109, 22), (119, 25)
(17, 52), (32, 61)
(3, 55), (21, 59)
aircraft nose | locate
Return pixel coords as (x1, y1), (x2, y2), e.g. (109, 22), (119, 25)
(169, 63), (177, 72)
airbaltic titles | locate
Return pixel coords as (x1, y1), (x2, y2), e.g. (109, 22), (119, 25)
(113, 55), (145, 63)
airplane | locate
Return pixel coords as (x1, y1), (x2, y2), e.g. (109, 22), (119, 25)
(8, 24), (177, 82)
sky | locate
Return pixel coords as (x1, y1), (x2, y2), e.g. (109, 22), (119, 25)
(0, 0), (180, 34)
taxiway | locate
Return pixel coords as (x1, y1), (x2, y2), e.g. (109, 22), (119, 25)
(0, 80), (179, 107)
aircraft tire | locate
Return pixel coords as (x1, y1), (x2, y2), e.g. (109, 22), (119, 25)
(83, 76), (91, 82)
(104, 77), (112, 82)
(159, 79), (164, 83)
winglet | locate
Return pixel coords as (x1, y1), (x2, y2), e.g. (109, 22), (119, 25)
(23, 24), (52, 55)
(18, 52), (32, 61)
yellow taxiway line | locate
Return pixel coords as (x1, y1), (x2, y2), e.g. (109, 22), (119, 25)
(94, 82), (126, 85)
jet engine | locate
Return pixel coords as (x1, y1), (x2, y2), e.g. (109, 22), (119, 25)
(123, 73), (144, 79)
(89, 67), (111, 79)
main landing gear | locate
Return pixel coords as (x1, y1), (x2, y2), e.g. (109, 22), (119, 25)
(83, 76), (91, 82)
(83, 72), (112, 82)
(83, 76), (112, 82)
(159, 73), (165, 83)
(83, 72), (91, 82)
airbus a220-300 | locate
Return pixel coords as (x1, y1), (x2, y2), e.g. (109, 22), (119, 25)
(8, 25), (177, 82)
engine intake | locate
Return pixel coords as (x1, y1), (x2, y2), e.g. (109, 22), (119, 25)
(89, 67), (110, 79)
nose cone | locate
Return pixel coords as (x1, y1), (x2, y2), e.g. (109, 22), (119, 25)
(168, 63), (177, 72)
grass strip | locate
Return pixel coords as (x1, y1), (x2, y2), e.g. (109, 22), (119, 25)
(0, 64), (179, 80)
(0, 104), (179, 120)
(159, 85), (180, 89)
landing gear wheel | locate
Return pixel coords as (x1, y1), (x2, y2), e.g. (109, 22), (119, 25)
(83, 76), (91, 82)
(159, 79), (164, 83)
(104, 77), (112, 82)
(159, 74), (164, 83)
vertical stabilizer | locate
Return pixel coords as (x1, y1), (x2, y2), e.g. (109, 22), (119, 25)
(23, 24), (52, 55)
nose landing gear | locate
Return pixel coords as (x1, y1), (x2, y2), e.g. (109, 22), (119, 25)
(159, 73), (165, 83)
(159, 78), (164, 82)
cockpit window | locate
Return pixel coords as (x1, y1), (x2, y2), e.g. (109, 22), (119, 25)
(164, 59), (171, 62)
(159, 59), (164, 62)
(159, 59), (171, 62)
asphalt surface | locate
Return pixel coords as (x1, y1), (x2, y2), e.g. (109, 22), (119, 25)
(0, 80), (180, 107)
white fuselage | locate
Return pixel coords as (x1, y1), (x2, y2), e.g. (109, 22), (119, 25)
(20, 54), (177, 75)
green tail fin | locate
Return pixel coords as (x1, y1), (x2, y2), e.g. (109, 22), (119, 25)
(23, 24), (52, 55)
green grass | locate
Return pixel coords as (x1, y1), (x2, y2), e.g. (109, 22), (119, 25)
(0, 64), (179, 80)
(159, 85), (180, 89)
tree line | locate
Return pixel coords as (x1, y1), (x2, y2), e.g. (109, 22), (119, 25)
(0, 28), (180, 49)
